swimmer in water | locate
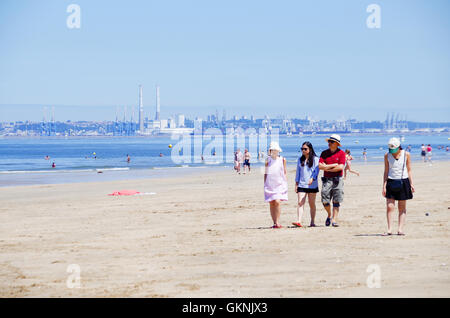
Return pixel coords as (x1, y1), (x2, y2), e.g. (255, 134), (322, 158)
(127, 154), (131, 163)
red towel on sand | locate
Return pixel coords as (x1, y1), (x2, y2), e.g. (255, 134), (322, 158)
(108, 190), (140, 196)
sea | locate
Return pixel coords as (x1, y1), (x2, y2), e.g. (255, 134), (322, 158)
(0, 134), (449, 187)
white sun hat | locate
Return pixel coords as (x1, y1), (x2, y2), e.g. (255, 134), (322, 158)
(269, 141), (282, 152)
(325, 134), (341, 146)
(388, 137), (401, 150)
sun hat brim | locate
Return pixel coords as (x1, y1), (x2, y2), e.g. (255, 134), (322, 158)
(325, 137), (341, 146)
(269, 144), (282, 152)
(269, 147), (282, 152)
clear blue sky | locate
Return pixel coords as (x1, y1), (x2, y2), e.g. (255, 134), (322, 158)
(0, 0), (449, 122)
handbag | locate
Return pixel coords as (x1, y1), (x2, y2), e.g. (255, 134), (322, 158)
(389, 152), (406, 192)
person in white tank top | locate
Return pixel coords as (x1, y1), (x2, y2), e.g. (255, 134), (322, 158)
(387, 149), (409, 180)
(382, 138), (415, 236)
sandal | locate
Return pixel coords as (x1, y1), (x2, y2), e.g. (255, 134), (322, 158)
(292, 222), (303, 228)
(332, 222), (339, 227)
(397, 232), (406, 236)
(325, 218), (331, 227)
(271, 224), (282, 229)
(309, 223), (316, 227)
(381, 232), (392, 236)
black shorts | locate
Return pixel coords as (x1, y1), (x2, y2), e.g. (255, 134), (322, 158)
(297, 187), (319, 193)
(243, 160), (250, 166)
(385, 178), (413, 201)
(421, 151), (426, 156)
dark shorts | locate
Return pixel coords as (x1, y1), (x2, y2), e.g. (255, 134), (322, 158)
(385, 178), (413, 201)
(421, 151), (426, 156)
(321, 177), (344, 204)
(297, 187), (319, 193)
(243, 159), (250, 166)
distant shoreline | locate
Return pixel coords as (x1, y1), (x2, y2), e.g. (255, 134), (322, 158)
(1, 131), (450, 139)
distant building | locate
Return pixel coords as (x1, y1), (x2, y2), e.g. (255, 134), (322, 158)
(176, 114), (185, 127)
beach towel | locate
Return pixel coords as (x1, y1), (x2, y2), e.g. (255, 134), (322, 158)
(108, 190), (155, 196)
(108, 190), (140, 196)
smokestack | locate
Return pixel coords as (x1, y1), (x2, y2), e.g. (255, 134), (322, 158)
(155, 85), (160, 121)
(139, 85), (144, 132)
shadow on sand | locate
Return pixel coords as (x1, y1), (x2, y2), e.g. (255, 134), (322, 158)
(244, 225), (326, 230)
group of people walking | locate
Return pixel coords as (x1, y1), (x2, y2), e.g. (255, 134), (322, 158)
(234, 149), (251, 174)
(263, 134), (415, 236)
(421, 144), (433, 164)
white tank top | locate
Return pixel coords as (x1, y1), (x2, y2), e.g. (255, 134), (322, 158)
(388, 150), (408, 179)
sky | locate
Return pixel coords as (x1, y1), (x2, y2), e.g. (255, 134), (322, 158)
(0, 0), (449, 122)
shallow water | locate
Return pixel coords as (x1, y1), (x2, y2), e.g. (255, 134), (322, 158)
(0, 134), (448, 186)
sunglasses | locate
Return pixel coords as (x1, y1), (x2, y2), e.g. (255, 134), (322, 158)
(328, 140), (336, 144)
(301, 148), (309, 151)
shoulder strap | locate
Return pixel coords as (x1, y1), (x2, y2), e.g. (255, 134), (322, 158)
(401, 150), (406, 178)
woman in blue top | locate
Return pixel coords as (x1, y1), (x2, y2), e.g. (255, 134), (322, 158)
(293, 142), (320, 228)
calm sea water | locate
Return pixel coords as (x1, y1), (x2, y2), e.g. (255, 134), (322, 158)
(0, 134), (449, 186)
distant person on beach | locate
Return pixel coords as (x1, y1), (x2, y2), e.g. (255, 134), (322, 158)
(159, 153), (164, 157)
(238, 149), (244, 172)
(406, 145), (412, 153)
(293, 141), (319, 228)
(344, 149), (359, 179)
(264, 142), (288, 229)
(234, 149), (243, 174)
(44, 155), (50, 160)
(362, 148), (367, 162)
(243, 149), (251, 174)
(382, 137), (414, 236)
(319, 134), (346, 227)
(446, 146), (449, 152)
(234, 150), (240, 173)
(52, 162), (56, 168)
(421, 144), (426, 162)
(426, 144), (433, 164)
(127, 154), (131, 163)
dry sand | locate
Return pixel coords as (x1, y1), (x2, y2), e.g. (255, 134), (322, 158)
(0, 162), (449, 297)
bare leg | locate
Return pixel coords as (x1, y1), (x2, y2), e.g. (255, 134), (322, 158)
(307, 193), (317, 226)
(397, 200), (407, 234)
(332, 204), (339, 224)
(386, 198), (396, 234)
(323, 203), (332, 219)
(296, 192), (307, 224)
(270, 200), (281, 226)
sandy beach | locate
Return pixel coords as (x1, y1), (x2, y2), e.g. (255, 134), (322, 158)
(0, 161), (449, 297)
